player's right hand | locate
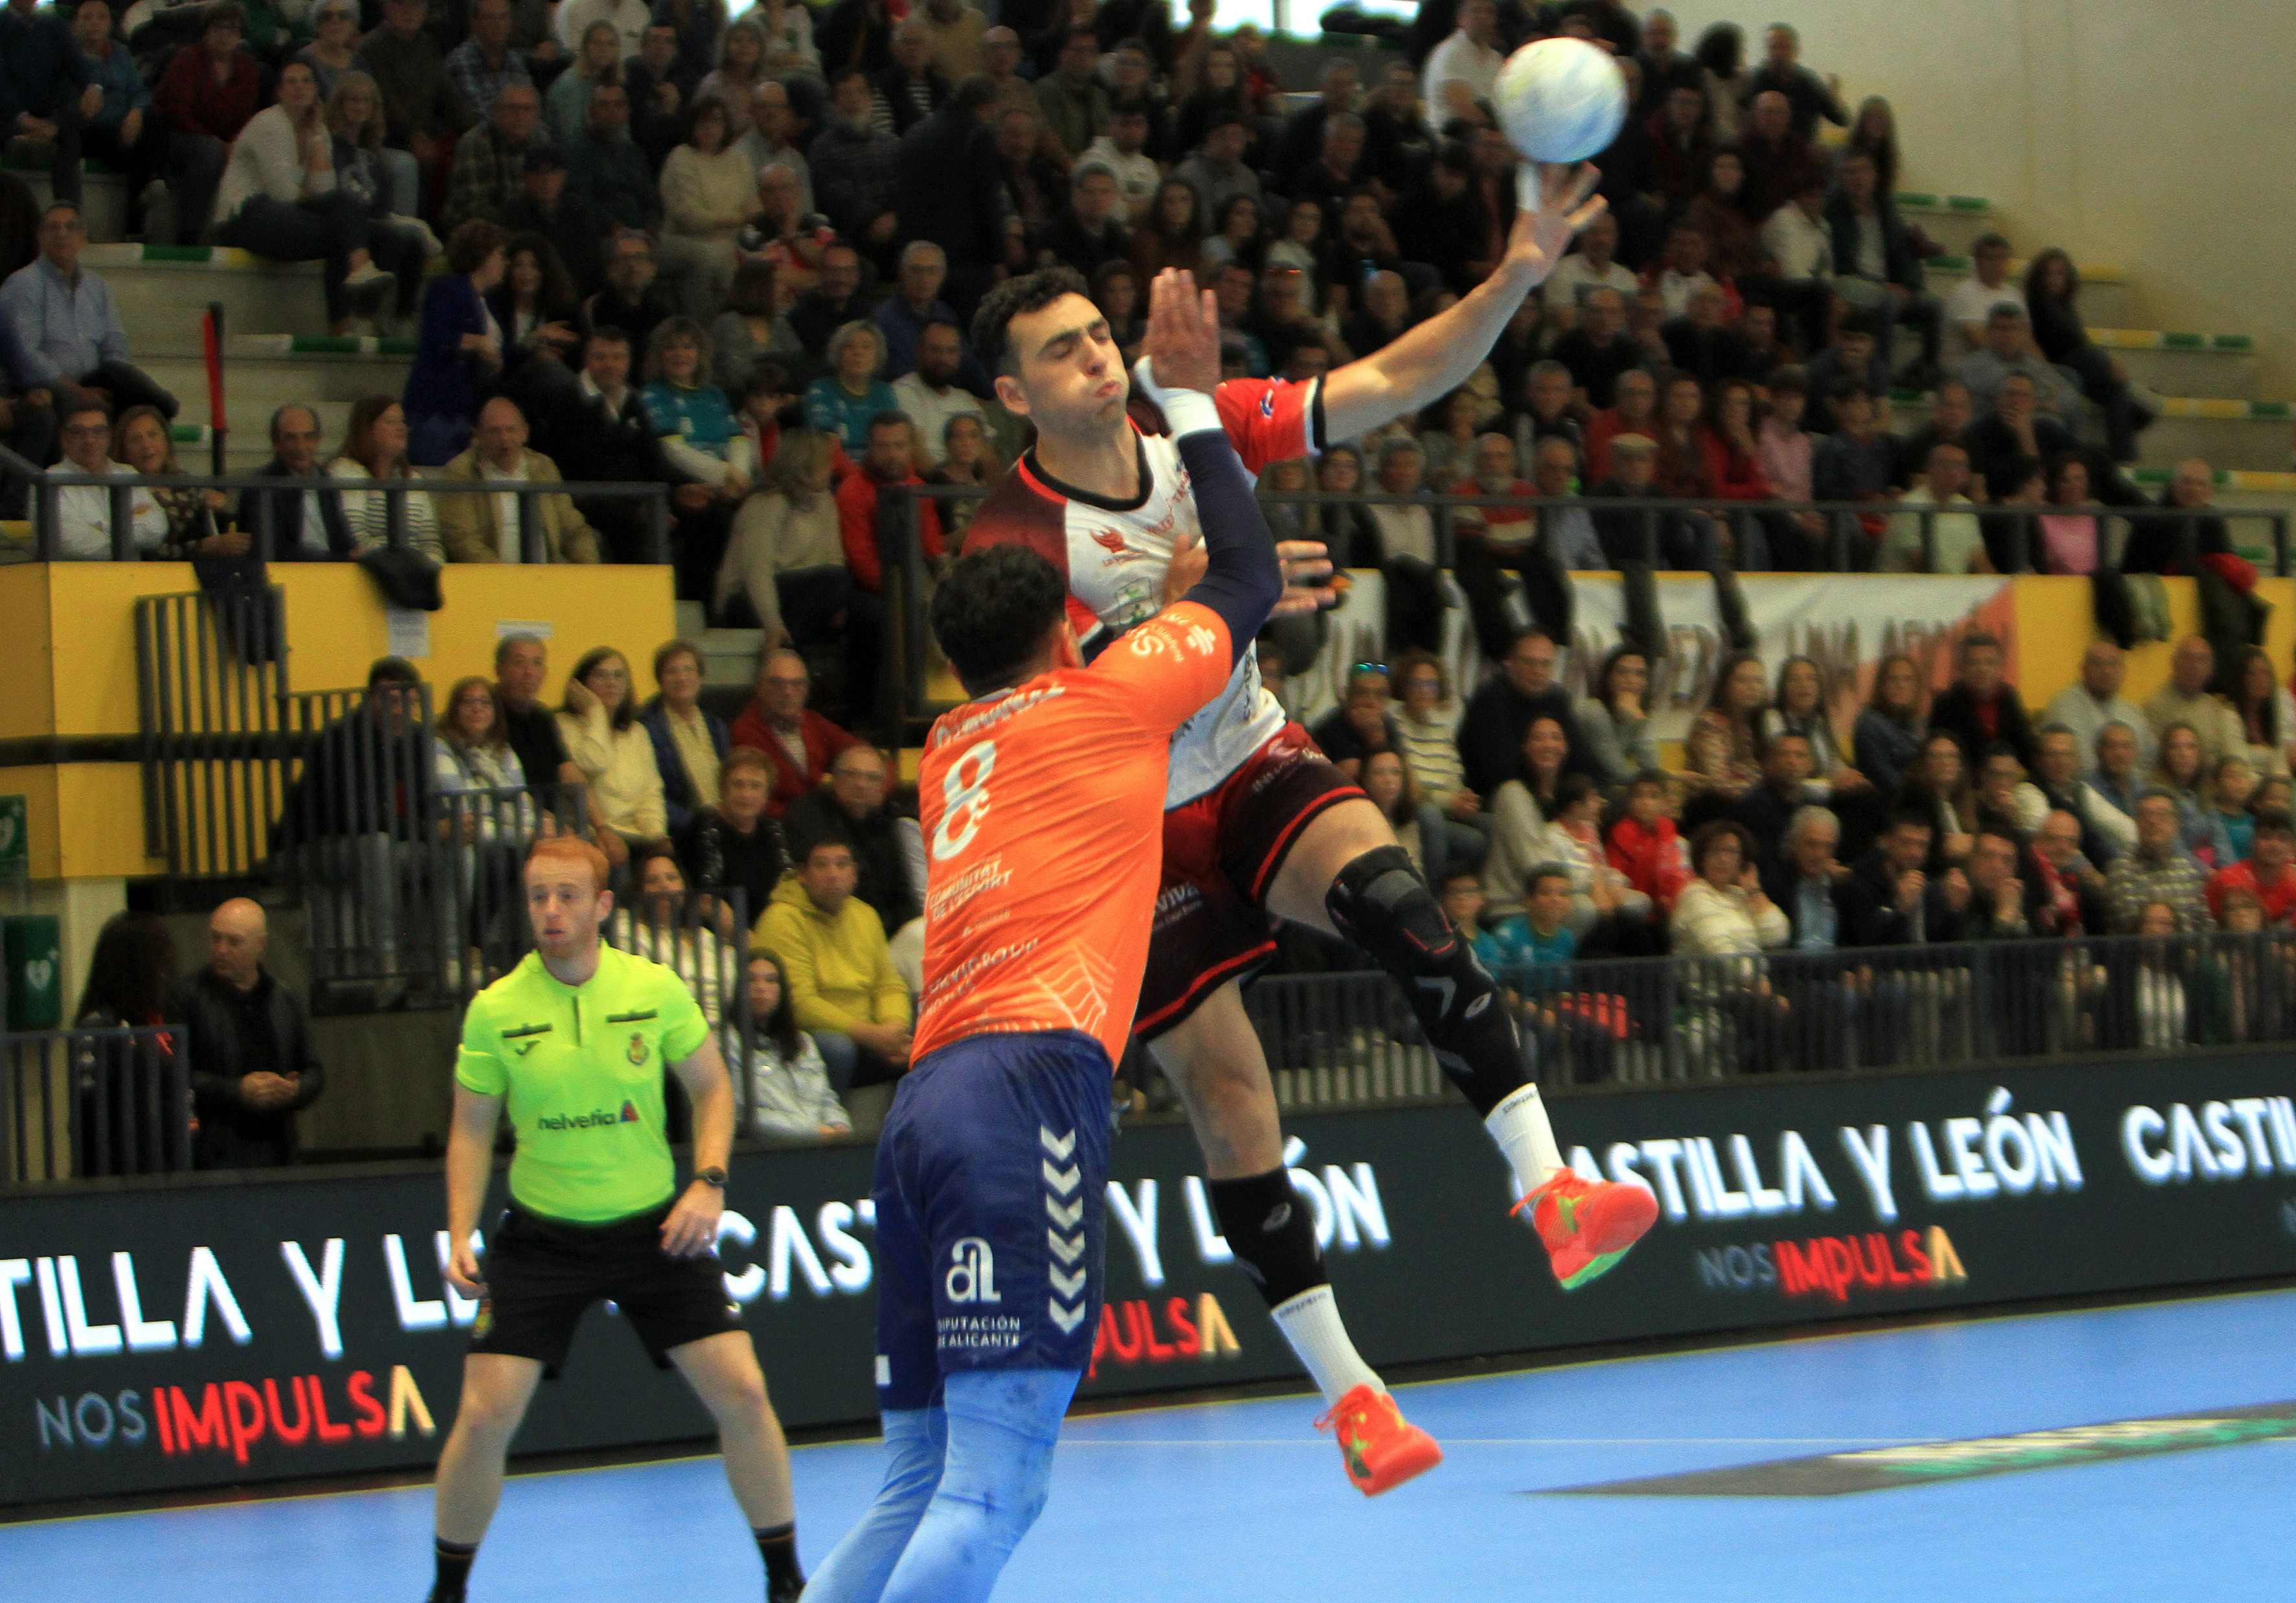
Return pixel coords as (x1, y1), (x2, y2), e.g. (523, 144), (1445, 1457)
(446, 1239), (486, 1299)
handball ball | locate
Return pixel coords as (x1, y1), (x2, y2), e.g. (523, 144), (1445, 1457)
(1495, 38), (1629, 164)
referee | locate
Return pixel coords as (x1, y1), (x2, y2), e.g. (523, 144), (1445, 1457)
(426, 836), (804, 1603)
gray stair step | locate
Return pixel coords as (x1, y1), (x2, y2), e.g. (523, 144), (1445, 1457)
(139, 345), (413, 422)
(86, 245), (332, 339)
(2091, 330), (2258, 402)
(1896, 193), (2000, 256)
(10, 167), (132, 244)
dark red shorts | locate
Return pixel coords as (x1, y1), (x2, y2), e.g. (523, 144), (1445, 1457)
(1135, 723), (1364, 1040)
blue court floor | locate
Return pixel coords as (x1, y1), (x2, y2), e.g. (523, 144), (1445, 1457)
(6, 1286), (2291, 1602)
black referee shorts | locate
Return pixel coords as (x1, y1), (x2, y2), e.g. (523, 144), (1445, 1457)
(470, 1203), (744, 1376)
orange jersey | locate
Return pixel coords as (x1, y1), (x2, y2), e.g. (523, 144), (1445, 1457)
(912, 600), (1236, 1070)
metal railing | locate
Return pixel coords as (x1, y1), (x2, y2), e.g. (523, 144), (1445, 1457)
(1243, 928), (2296, 1098)
(610, 886), (758, 1133)
(136, 584), (292, 871)
(3, 1026), (191, 1186)
(0, 444), (672, 564)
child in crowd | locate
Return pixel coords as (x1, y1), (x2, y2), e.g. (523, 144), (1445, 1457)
(1606, 770), (1693, 913)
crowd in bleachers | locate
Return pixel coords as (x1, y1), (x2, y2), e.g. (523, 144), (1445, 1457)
(0, 0), (2247, 578)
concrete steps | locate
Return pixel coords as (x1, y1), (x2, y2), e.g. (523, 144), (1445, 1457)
(6, 161), (132, 244)
(1887, 391), (2291, 474)
(86, 244), (331, 338)
(2091, 329), (2258, 402)
(1896, 192), (2000, 256)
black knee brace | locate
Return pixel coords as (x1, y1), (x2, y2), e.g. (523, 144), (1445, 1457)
(1325, 845), (1529, 1114)
(1210, 1168), (1327, 1309)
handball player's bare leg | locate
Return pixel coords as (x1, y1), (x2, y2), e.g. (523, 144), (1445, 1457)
(433, 1353), (545, 1546)
(671, 1330), (798, 1529)
(1270, 798), (1657, 1287)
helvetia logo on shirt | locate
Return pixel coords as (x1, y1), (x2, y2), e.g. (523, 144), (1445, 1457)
(533, 1106), (638, 1132)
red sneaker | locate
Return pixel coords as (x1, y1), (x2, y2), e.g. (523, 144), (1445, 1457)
(1314, 1385), (1444, 1497)
(1515, 1171), (1660, 1289)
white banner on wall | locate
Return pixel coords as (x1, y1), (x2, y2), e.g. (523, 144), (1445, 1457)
(1283, 571), (2018, 745)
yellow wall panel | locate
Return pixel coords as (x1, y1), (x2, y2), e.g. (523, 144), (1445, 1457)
(0, 568), (54, 742)
(53, 765), (169, 879)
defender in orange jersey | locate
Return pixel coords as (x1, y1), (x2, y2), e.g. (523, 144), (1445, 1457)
(803, 271), (1292, 1603)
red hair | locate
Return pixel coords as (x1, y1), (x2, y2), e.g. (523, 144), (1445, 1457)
(524, 835), (611, 892)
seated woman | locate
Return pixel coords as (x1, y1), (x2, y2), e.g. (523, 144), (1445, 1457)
(715, 426), (844, 644)
(2035, 453), (2100, 575)
(1894, 730), (1978, 867)
(2026, 248), (2153, 465)
(1680, 649), (1766, 829)
(640, 639), (730, 836)
(113, 404), (223, 560)
(1670, 819), (1787, 958)
(555, 646), (667, 861)
(711, 259), (806, 396)
(1852, 652), (1928, 796)
(214, 60), (412, 338)
(1576, 645), (1658, 789)
(431, 674), (535, 983)
(802, 320), (898, 454)
(1482, 713), (1572, 919)
(328, 395), (443, 559)
(642, 316), (747, 599)
(1360, 750), (1425, 876)
(1757, 655), (1871, 801)
(925, 413), (1001, 547)
(658, 93), (760, 319)
(1308, 443), (1384, 568)
(402, 220), (509, 467)
(2229, 645), (2296, 778)
(546, 21), (621, 148)
(2149, 720), (2232, 866)
(736, 949), (850, 1142)
(1393, 649), (1489, 882)
(486, 232), (585, 400)
(612, 842), (739, 1026)
(321, 72), (428, 331)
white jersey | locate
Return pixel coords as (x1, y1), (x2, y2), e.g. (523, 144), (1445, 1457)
(962, 376), (1324, 807)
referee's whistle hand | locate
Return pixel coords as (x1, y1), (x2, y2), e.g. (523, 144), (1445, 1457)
(446, 1241), (487, 1299)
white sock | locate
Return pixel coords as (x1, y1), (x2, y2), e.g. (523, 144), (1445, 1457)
(1486, 1083), (1566, 1194)
(1270, 1286), (1384, 1407)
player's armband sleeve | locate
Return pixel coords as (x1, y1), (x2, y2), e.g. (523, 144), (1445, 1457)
(453, 999), (508, 1097)
(1093, 601), (1235, 733)
(1213, 376), (1325, 474)
(657, 971), (712, 1063)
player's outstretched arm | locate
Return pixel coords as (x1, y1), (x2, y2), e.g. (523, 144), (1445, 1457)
(1320, 162), (1606, 444)
(1138, 267), (1282, 665)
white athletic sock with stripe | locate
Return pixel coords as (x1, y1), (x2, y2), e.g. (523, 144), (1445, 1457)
(1271, 1286), (1385, 1407)
(1487, 1083), (1567, 1195)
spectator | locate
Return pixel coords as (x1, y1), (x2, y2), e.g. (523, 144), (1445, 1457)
(1041, 159), (1133, 277)
(1540, 770), (1649, 934)
(1663, 283), (1750, 387)
(1759, 655), (1866, 798)
(2026, 247), (2153, 464)
(739, 80), (818, 223)
(1, 0), (100, 220)
(2043, 641), (2152, 776)
(1511, 358), (1584, 463)
(1481, 714), (1573, 919)
(45, 394), (158, 559)
(1645, 82), (1713, 212)
(803, 320), (898, 451)
(700, 21), (770, 143)
(1566, 645), (1652, 789)
(637, 640), (727, 836)
(1851, 652), (1927, 795)
(1304, 442), (1383, 566)
(2089, 721), (2147, 823)
(150, 2), (266, 244)
(2029, 807), (2111, 936)
(1583, 365), (1662, 488)
(538, 324), (676, 562)
(68, 910), (185, 1176)
(556, 0), (650, 59)
(1730, 729), (1822, 879)
(2035, 454), (2100, 575)
(1422, 0), (1501, 128)
(811, 68), (901, 255)
(612, 844), (741, 1025)
(1946, 233), (2026, 362)
(557, 645), (667, 849)
(1811, 386), (1896, 559)
(1826, 150), (1938, 381)
(1765, 803), (1851, 950)
(1307, 663), (1399, 780)
(321, 75), (431, 329)
(1552, 286), (1643, 413)
(2121, 457), (2231, 577)
(1083, 98), (1159, 226)
(1743, 95), (1822, 232)
(1363, 433), (1435, 564)
(2207, 754), (2259, 862)
(916, 0), (980, 81)
(1393, 649), (1489, 877)
(67, 0), (161, 235)
(1172, 110), (1262, 229)
(174, 899), (325, 1169)
(546, 19), (621, 148)
(1, 203), (175, 421)
(1740, 23), (1846, 142)
(402, 220), (508, 467)
(732, 176), (833, 325)
(493, 632), (583, 807)
(298, 0), (364, 100)
(835, 409), (942, 714)
(2144, 636), (2246, 772)
(1589, 432), (1702, 568)
(1681, 651), (1767, 817)
(1971, 742), (2048, 846)
(641, 314), (747, 592)
(1672, 820), (1789, 956)
(111, 402), (219, 559)
(782, 742), (916, 933)
(1940, 827), (2032, 941)
(1890, 378), (1975, 489)
(817, 0), (894, 80)
(874, 240), (963, 383)
(923, 411), (998, 544)
(2223, 645), (2293, 778)
(891, 82), (1006, 323)
(566, 82), (663, 236)
(2208, 808), (2296, 925)
(730, 647), (859, 816)
(235, 404), (351, 559)
(1840, 809), (1950, 946)
(432, 674), (535, 975)
(737, 949), (851, 1141)
(1877, 441), (1988, 574)
(215, 63), (408, 342)
(1761, 375), (1829, 548)
(501, 145), (607, 297)
(2032, 723), (2133, 864)
(489, 232), (585, 399)
(1926, 630), (2035, 770)
(437, 395), (600, 564)
(677, 746), (791, 928)
(1803, 317), (1890, 428)
(1959, 304), (2080, 426)
(1540, 211), (1637, 329)
(354, 0), (470, 216)
(756, 836), (912, 1092)
(620, 24), (691, 167)
(2148, 722), (2229, 864)
(583, 231), (678, 371)
(2106, 790), (2210, 931)
(325, 395), (441, 558)
(870, 17), (949, 139)
(894, 320), (984, 467)
(443, 80), (544, 236)
(444, 0), (531, 123)
(1607, 770), (1693, 914)
(1965, 373), (2076, 496)
(657, 94), (757, 318)
(717, 426), (845, 640)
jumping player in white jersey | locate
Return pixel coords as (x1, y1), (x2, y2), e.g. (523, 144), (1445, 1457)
(962, 164), (1658, 1495)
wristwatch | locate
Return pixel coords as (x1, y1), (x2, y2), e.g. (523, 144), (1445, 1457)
(695, 1166), (728, 1188)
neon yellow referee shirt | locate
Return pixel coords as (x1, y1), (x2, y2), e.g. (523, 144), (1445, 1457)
(456, 946), (712, 1223)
